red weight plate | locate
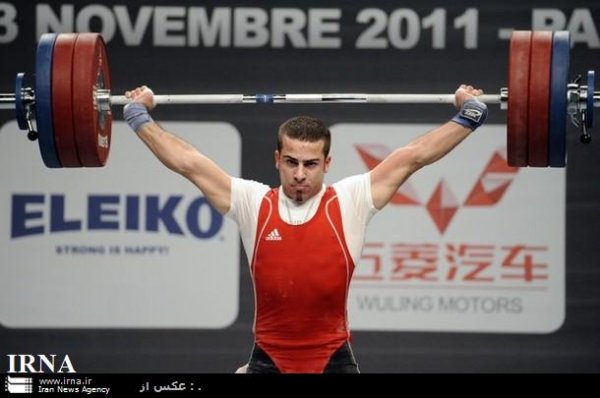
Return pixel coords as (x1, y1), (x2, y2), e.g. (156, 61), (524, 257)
(527, 31), (552, 167)
(507, 31), (531, 167)
(52, 33), (81, 167)
(72, 33), (112, 167)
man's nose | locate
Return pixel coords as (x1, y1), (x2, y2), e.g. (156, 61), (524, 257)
(294, 165), (306, 181)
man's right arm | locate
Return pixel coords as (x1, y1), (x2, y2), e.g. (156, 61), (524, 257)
(124, 86), (232, 215)
(136, 122), (232, 215)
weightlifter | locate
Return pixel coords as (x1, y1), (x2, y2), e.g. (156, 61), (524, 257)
(122, 84), (488, 373)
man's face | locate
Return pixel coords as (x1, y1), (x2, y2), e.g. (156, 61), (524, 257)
(275, 136), (331, 202)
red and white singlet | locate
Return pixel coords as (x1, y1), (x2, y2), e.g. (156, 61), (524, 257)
(226, 173), (377, 373)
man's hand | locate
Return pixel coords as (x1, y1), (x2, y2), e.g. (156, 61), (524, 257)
(123, 85), (155, 133)
(452, 84), (488, 132)
(454, 84), (484, 109)
(124, 85), (156, 111)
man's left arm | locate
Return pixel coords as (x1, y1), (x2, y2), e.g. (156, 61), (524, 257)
(370, 85), (488, 210)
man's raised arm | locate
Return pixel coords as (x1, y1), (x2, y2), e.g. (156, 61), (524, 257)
(370, 84), (488, 210)
(123, 86), (232, 215)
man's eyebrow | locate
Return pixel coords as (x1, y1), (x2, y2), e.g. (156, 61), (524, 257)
(283, 155), (320, 163)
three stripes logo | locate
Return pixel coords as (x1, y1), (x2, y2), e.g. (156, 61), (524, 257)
(265, 228), (282, 241)
(5, 376), (33, 394)
(355, 144), (519, 234)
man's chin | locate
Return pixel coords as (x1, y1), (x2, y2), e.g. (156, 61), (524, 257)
(283, 187), (316, 202)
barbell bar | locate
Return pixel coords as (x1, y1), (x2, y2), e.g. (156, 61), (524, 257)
(0, 31), (597, 169)
(106, 93), (503, 105)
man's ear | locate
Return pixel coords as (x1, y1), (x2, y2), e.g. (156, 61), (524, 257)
(324, 156), (332, 173)
(274, 150), (281, 170)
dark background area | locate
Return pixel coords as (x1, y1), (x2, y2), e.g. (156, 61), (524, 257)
(1, 0), (599, 373)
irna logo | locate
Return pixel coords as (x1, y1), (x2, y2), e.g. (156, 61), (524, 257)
(7, 354), (76, 374)
(10, 194), (223, 239)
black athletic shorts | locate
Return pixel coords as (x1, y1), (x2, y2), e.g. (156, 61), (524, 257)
(246, 341), (359, 374)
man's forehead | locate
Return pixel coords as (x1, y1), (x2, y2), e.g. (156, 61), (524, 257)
(280, 137), (325, 155)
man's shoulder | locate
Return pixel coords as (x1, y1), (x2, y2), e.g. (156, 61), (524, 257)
(232, 177), (271, 197)
(331, 173), (376, 214)
(331, 173), (370, 192)
(233, 177), (271, 188)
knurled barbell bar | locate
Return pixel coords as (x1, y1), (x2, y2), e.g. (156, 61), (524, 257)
(0, 30), (596, 169)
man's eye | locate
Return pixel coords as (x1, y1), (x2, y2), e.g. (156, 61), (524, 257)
(286, 159), (298, 166)
(304, 162), (317, 168)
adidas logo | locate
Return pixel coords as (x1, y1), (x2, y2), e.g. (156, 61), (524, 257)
(265, 228), (282, 241)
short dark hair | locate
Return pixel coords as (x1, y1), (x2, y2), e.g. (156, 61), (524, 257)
(277, 116), (331, 157)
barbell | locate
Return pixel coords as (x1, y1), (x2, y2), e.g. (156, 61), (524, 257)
(0, 30), (596, 169)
